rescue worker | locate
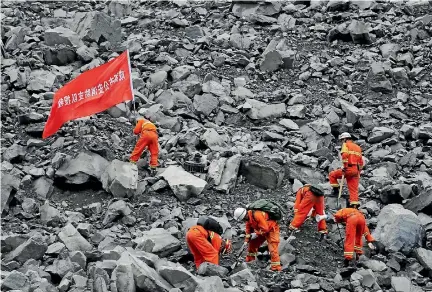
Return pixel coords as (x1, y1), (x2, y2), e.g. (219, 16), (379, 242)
(329, 132), (364, 208)
(327, 208), (378, 267)
(129, 116), (159, 174)
(289, 184), (328, 240)
(233, 207), (281, 271)
(186, 217), (232, 269)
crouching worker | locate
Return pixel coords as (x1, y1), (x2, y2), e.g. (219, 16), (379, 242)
(328, 208), (378, 267)
(129, 117), (159, 175)
(186, 216), (232, 269)
(288, 184), (329, 241)
(234, 204), (282, 271)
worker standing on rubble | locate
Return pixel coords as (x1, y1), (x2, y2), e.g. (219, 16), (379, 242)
(288, 184), (329, 241)
(329, 132), (364, 208)
(327, 207), (378, 267)
(234, 205), (282, 271)
(186, 216), (232, 269)
(129, 116), (159, 175)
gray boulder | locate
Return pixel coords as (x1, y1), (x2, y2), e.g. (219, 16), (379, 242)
(58, 223), (93, 252)
(3, 143), (26, 162)
(195, 276), (225, 292)
(368, 127), (395, 143)
(1, 171), (20, 213)
(405, 190), (432, 216)
(197, 262), (228, 277)
(101, 160), (138, 198)
(1, 270), (30, 292)
(134, 228), (181, 257)
(27, 70), (59, 92)
(215, 154), (242, 194)
(240, 157), (285, 189)
(33, 177), (54, 199)
(70, 11), (122, 46)
(160, 166), (207, 201)
(102, 200), (132, 226)
(39, 203), (63, 226)
(243, 99), (286, 120)
(111, 263), (135, 292)
(55, 151), (109, 184)
(372, 204), (424, 254)
(415, 247), (432, 277)
(44, 27), (84, 47)
(155, 260), (198, 292)
(337, 99), (366, 124)
(193, 94), (219, 116)
(4, 233), (47, 263)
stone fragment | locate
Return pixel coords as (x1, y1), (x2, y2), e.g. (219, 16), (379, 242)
(101, 160), (138, 198)
(44, 27), (84, 47)
(405, 190), (432, 216)
(193, 94), (219, 116)
(58, 223), (93, 252)
(244, 99), (286, 120)
(215, 154), (242, 193)
(2, 270), (30, 292)
(368, 127), (395, 143)
(197, 262), (228, 277)
(240, 157), (285, 189)
(134, 228), (181, 257)
(102, 200), (132, 226)
(160, 166), (207, 201)
(40, 203), (63, 226)
(4, 234), (47, 263)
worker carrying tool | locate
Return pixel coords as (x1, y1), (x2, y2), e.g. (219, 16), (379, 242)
(186, 216), (232, 269)
(329, 132), (364, 208)
(326, 208), (378, 267)
(129, 116), (159, 175)
(234, 200), (282, 271)
(288, 184), (329, 240)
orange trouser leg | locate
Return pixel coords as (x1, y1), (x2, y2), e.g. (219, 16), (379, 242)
(289, 196), (314, 230)
(314, 197), (328, 233)
(147, 131), (159, 167)
(345, 168), (360, 205)
(329, 168), (344, 188)
(246, 235), (266, 262)
(130, 131), (159, 166)
(354, 216), (366, 256)
(344, 217), (357, 260)
(186, 229), (219, 269)
(267, 226), (281, 271)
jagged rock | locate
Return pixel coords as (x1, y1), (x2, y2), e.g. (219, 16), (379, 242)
(195, 276), (224, 292)
(415, 247), (432, 277)
(279, 119), (299, 131)
(229, 33), (251, 50)
(230, 268), (256, 284)
(39, 203), (63, 226)
(197, 262), (229, 277)
(27, 70), (59, 92)
(77, 45), (98, 62)
(101, 160), (138, 198)
(405, 190), (432, 216)
(278, 14), (296, 31)
(171, 65), (194, 82)
(1, 234), (28, 253)
(348, 20), (372, 44)
(380, 43), (400, 59)
(111, 263), (135, 292)
(215, 154), (242, 193)
(33, 177), (54, 199)
(4, 233), (47, 263)
(260, 50), (282, 72)
(368, 127), (395, 143)
(44, 27), (84, 47)
(46, 257), (76, 279)
(102, 200), (132, 226)
(201, 128), (226, 150)
(18, 112), (44, 124)
(193, 93), (219, 116)
(392, 67), (410, 87)
(380, 184), (414, 204)
(418, 122), (432, 139)
(156, 260), (198, 292)
(134, 228), (181, 257)
(244, 99), (286, 120)
(1, 270), (30, 292)
(372, 204), (424, 254)
(308, 118), (331, 135)
(160, 166), (207, 201)
(3, 143), (26, 162)
(55, 151), (109, 185)
(287, 104), (305, 118)
(1, 171), (20, 213)
(4, 26), (28, 51)
(108, 0), (132, 17)
(46, 242), (66, 256)
(208, 158), (227, 186)
(156, 90), (191, 110)
(391, 276), (416, 292)
(240, 157), (284, 189)
(70, 11), (122, 45)
(185, 25), (205, 40)
(337, 99), (366, 124)
(58, 223), (93, 252)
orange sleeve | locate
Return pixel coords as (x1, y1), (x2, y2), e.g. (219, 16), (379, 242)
(293, 188), (303, 213)
(254, 212), (271, 235)
(133, 120), (143, 135)
(363, 225), (375, 242)
(211, 233), (222, 252)
(245, 219), (252, 235)
(341, 143), (349, 168)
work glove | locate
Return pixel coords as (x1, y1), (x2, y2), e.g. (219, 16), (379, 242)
(368, 241), (377, 250)
(250, 233), (258, 240)
(245, 233), (258, 242)
(307, 208), (314, 217)
(315, 214), (327, 222)
(221, 239), (232, 254)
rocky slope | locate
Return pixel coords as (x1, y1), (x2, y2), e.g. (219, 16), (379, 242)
(1, 0), (432, 292)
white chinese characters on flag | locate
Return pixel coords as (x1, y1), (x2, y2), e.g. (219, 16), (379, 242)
(42, 50), (134, 139)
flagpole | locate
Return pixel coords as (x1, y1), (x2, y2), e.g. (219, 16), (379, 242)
(126, 49), (136, 114)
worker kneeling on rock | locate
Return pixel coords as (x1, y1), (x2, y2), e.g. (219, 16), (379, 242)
(327, 208), (378, 267)
(186, 216), (232, 269)
(289, 184), (329, 241)
(129, 116), (159, 174)
(234, 205), (282, 271)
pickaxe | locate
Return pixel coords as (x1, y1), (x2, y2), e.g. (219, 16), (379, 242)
(227, 242), (247, 274)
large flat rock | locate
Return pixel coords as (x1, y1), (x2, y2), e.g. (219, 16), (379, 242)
(160, 166), (207, 201)
(239, 156), (285, 189)
(101, 160), (138, 198)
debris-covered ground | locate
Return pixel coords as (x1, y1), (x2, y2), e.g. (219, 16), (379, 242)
(1, 0), (432, 291)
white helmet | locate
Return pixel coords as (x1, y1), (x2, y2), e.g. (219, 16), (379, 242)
(339, 132), (351, 140)
(233, 208), (247, 221)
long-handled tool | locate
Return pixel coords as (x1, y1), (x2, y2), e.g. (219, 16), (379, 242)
(337, 174), (345, 209)
(228, 242), (247, 273)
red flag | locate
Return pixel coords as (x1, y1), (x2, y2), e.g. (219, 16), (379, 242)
(42, 50), (134, 139)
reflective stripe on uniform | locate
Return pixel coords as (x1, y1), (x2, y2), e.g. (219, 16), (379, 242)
(344, 252), (354, 255)
(247, 252), (257, 257)
(354, 246), (362, 250)
(209, 231), (214, 240)
(270, 262), (281, 266)
(289, 224), (298, 231)
(319, 230), (328, 234)
(363, 232), (370, 237)
(350, 201), (359, 205)
(245, 234), (251, 238)
(330, 183), (339, 187)
(347, 150), (362, 156)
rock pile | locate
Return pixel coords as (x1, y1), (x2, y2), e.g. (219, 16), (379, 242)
(2, 0), (432, 291)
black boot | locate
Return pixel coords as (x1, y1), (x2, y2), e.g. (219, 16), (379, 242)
(150, 167), (157, 176)
(319, 233), (328, 242)
(332, 187), (339, 196)
(343, 259), (350, 267)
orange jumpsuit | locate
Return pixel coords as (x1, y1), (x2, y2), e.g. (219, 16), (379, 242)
(329, 140), (364, 206)
(129, 118), (159, 167)
(289, 185), (328, 234)
(334, 208), (375, 260)
(245, 210), (281, 271)
(186, 225), (222, 269)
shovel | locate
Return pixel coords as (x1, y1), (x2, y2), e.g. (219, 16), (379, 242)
(337, 174), (345, 209)
(227, 242), (247, 273)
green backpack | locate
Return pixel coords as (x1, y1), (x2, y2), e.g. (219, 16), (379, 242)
(247, 199), (284, 221)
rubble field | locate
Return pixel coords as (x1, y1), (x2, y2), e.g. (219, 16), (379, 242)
(1, 1), (432, 292)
